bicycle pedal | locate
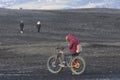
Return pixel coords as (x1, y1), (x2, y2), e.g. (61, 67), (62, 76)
(63, 65), (68, 68)
(59, 64), (65, 67)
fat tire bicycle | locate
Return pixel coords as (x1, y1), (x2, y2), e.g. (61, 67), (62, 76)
(47, 47), (86, 75)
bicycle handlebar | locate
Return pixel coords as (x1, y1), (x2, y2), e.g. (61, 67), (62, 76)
(56, 47), (66, 50)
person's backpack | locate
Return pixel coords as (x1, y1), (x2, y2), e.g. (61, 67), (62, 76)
(76, 44), (82, 53)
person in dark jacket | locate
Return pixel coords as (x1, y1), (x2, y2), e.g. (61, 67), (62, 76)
(36, 21), (41, 32)
(59, 34), (82, 67)
(20, 20), (24, 33)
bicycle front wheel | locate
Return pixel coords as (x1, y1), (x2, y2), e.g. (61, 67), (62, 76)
(70, 56), (86, 75)
(47, 55), (62, 74)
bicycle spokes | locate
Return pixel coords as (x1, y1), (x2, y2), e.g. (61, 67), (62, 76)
(72, 59), (80, 68)
(70, 57), (86, 75)
(52, 61), (56, 67)
(47, 55), (63, 74)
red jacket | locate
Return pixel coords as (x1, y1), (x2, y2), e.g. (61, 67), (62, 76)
(67, 34), (80, 54)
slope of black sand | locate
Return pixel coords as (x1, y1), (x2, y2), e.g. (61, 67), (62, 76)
(0, 8), (120, 45)
(0, 8), (120, 80)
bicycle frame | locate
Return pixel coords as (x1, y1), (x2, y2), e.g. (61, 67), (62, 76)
(64, 55), (72, 67)
(55, 47), (73, 68)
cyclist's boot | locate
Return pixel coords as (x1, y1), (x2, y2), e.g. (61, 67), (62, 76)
(59, 61), (65, 67)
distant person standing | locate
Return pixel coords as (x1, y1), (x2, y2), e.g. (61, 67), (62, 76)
(36, 21), (41, 32)
(20, 20), (24, 33)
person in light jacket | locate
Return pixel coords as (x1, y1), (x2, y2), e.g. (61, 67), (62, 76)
(36, 21), (41, 32)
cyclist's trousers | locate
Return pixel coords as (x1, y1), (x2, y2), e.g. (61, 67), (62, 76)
(57, 53), (80, 63)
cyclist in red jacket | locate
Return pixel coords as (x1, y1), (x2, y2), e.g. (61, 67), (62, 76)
(59, 34), (82, 67)
(67, 33), (81, 55)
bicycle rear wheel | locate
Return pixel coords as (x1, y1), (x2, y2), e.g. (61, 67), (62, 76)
(70, 56), (86, 75)
(47, 55), (62, 74)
